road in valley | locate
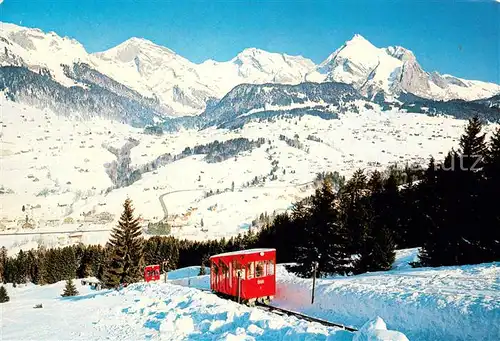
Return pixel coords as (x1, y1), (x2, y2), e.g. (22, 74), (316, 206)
(158, 181), (315, 220)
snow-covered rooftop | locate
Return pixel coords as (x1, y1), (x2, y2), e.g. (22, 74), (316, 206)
(210, 248), (276, 258)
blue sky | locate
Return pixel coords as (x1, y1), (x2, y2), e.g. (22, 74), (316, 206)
(0, 0), (498, 83)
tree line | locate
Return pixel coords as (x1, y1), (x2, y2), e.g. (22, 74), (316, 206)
(0, 116), (498, 286)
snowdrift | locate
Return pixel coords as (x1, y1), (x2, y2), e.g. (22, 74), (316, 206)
(0, 279), (406, 340)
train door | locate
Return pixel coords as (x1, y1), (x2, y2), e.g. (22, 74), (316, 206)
(229, 261), (233, 292)
(210, 261), (217, 289)
(233, 260), (245, 299)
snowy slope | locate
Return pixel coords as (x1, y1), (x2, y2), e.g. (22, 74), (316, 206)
(0, 280), (408, 340)
(172, 249), (500, 341)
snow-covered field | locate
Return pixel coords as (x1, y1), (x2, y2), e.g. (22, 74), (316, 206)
(173, 249), (500, 341)
(1, 99), (498, 252)
(0, 278), (407, 340)
(1, 249), (498, 341)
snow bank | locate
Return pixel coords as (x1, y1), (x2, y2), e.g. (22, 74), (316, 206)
(353, 317), (409, 341)
(391, 248), (420, 270)
(169, 249), (498, 341)
(274, 262), (500, 341)
(169, 250), (498, 340)
(167, 266), (210, 289)
(1, 280), (365, 340)
(167, 266), (202, 280)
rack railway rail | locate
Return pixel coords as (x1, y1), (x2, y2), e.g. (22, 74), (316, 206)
(192, 287), (357, 332)
(255, 302), (358, 332)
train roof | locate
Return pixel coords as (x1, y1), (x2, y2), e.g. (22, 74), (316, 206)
(210, 248), (276, 259)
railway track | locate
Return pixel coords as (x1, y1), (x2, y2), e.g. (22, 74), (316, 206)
(255, 302), (358, 332)
(193, 286), (357, 332)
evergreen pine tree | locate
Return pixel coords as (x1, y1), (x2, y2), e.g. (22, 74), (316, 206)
(61, 278), (78, 297)
(354, 172), (396, 274)
(484, 128), (500, 180)
(198, 261), (207, 276)
(368, 226), (396, 270)
(421, 117), (489, 267)
(454, 117), (488, 264)
(420, 152), (458, 266)
(480, 128), (500, 262)
(367, 170), (383, 193)
(290, 180), (349, 277)
(0, 285), (9, 303)
(0, 246), (7, 283)
(459, 116), (487, 171)
(339, 169), (369, 255)
(102, 198), (144, 288)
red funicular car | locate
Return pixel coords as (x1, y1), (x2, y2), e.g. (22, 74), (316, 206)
(210, 248), (276, 305)
(144, 264), (161, 282)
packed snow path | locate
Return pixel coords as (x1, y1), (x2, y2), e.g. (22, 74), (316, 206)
(0, 280), (407, 340)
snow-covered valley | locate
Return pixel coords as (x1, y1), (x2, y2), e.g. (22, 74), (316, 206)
(2, 99), (498, 253)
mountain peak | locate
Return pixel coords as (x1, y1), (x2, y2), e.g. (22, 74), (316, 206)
(123, 36), (150, 44)
(345, 34), (374, 47)
(349, 34), (369, 43)
(235, 47), (268, 58)
(317, 33), (378, 72)
(94, 36), (176, 63)
(116, 37), (175, 54)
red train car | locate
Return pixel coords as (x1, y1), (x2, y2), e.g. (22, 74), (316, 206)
(210, 248), (276, 304)
(144, 264), (161, 282)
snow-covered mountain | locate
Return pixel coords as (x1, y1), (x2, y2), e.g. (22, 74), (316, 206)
(1, 21), (498, 120)
(306, 34), (500, 101)
(92, 43), (316, 116)
(0, 22), (91, 87)
(200, 82), (363, 129)
(0, 22), (314, 116)
(91, 37), (214, 116)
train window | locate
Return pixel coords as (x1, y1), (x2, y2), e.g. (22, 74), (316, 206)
(247, 262), (254, 279)
(255, 261), (265, 278)
(233, 261), (245, 279)
(267, 260), (275, 276)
